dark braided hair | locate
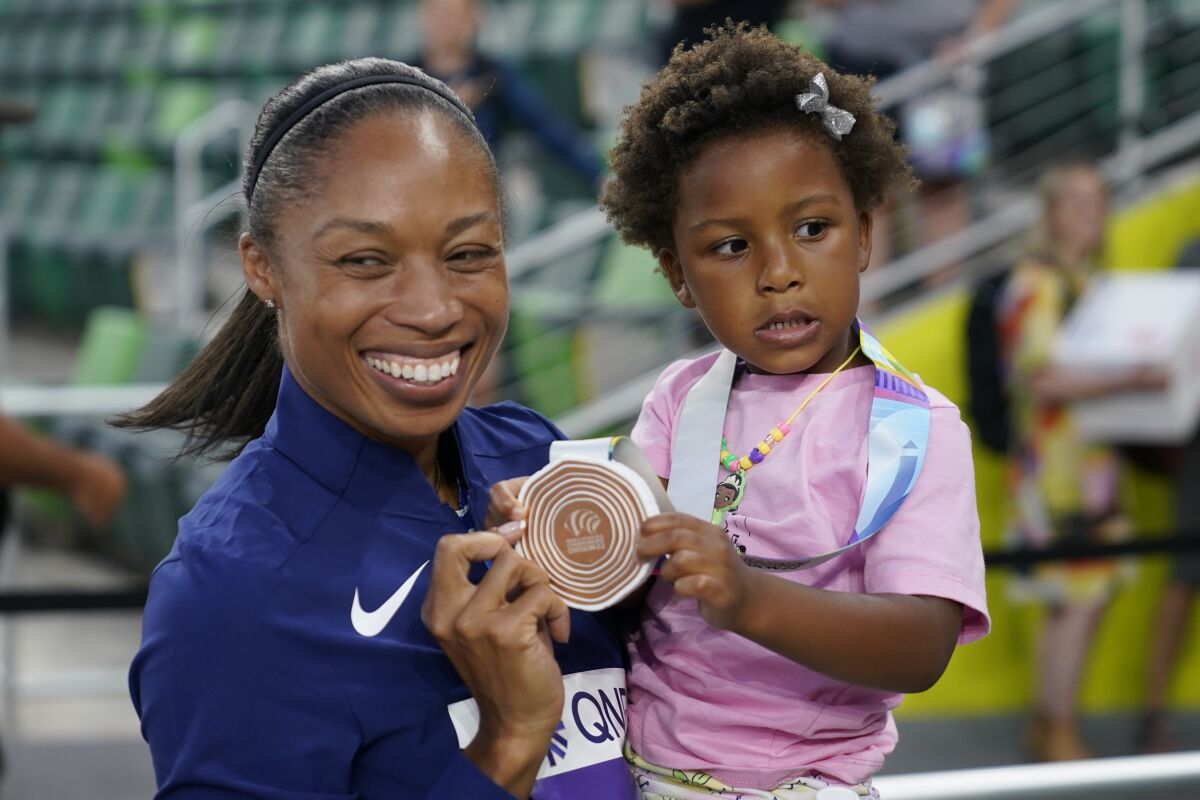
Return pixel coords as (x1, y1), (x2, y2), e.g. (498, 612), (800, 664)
(113, 58), (496, 459)
(601, 22), (913, 257)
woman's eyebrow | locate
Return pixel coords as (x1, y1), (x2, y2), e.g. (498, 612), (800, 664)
(445, 211), (500, 238)
(312, 217), (393, 241)
(312, 211), (500, 242)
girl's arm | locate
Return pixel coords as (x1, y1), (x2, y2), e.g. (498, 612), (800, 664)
(638, 513), (963, 694)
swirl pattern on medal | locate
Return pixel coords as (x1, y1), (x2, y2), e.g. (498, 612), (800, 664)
(520, 458), (652, 609)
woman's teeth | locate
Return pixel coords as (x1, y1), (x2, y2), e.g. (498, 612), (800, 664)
(766, 319), (809, 331)
(366, 354), (460, 384)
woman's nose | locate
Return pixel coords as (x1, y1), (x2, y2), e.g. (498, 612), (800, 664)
(383, 263), (464, 335)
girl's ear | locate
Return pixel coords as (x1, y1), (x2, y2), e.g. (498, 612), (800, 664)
(658, 249), (696, 309)
(857, 212), (874, 274)
(240, 233), (280, 305)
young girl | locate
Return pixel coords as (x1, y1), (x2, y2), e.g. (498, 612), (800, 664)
(598, 24), (991, 798)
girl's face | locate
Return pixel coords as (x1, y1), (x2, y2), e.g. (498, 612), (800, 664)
(660, 130), (871, 375)
(1048, 168), (1107, 261)
(242, 110), (508, 453)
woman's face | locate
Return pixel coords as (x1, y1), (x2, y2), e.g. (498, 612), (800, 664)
(243, 110), (507, 453)
(1049, 168), (1108, 260)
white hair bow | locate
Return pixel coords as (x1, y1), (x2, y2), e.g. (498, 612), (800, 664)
(795, 73), (856, 140)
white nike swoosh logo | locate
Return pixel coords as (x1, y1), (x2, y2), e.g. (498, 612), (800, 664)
(351, 560), (430, 637)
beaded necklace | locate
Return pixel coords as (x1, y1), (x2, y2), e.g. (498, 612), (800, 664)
(719, 346), (861, 474)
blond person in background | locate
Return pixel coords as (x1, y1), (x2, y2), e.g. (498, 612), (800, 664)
(997, 161), (1166, 762)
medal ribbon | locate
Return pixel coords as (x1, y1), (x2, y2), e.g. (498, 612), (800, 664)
(667, 319), (931, 571)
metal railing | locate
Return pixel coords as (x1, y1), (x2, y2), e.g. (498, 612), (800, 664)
(873, 750), (1200, 799)
(173, 98), (255, 329)
(531, 0), (1200, 436)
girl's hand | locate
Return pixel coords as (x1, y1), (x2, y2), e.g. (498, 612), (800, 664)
(421, 531), (569, 797)
(636, 513), (757, 631)
(486, 476), (529, 530)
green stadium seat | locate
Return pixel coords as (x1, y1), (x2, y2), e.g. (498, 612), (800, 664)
(150, 81), (215, 149)
(165, 13), (222, 73)
(281, 4), (346, 70)
(72, 305), (147, 385)
(226, 5), (289, 75)
(379, 3), (421, 60)
(0, 162), (39, 222)
(133, 325), (198, 383)
(533, 0), (594, 56)
(341, 3), (383, 61)
(506, 303), (581, 418)
(104, 86), (156, 154)
(591, 237), (675, 313)
(595, 0), (650, 47)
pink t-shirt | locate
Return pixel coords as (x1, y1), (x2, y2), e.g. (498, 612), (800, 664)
(627, 353), (990, 788)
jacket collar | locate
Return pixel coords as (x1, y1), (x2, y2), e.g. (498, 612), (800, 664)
(262, 365), (486, 527)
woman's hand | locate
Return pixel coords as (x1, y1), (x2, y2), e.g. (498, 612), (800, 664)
(421, 531), (570, 798)
(636, 513), (757, 631)
(486, 477), (529, 530)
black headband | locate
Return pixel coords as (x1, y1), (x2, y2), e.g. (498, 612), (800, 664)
(246, 74), (473, 204)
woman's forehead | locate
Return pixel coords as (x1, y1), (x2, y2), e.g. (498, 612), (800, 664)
(282, 111), (498, 234)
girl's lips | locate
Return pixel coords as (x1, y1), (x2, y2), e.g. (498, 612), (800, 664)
(755, 317), (821, 348)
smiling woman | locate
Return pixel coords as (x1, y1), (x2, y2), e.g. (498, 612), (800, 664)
(113, 59), (637, 800)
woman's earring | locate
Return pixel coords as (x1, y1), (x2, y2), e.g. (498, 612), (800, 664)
(265, 299), (276, 309)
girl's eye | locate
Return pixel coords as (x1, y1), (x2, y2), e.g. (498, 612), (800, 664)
(795, 221), (828, 239)
(714, 238), (749, 256)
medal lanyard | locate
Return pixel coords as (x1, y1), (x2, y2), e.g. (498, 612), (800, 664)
(668, 320), (932, 571)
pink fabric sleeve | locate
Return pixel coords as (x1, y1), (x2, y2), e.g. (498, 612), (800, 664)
(860, 394), (991, 644)
(629, 355), (716, 480)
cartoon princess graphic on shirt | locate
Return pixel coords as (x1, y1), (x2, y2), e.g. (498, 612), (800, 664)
(712, 472), (747, 553)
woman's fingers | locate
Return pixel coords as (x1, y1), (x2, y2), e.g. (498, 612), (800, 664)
(470, 546), (552, 611)
(422, 532), (510, 635)
(486, 477), (530, 529)
(507, 582), (572, 643)
(495, 519), (527, 548)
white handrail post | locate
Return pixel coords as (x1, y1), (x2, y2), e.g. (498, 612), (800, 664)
(0, 221), (9, 386)
(173, 99), (255, 331)
(1116, 0), (1148, 199)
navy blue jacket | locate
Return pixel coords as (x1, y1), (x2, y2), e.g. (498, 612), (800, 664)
(131, 367), (637, 799)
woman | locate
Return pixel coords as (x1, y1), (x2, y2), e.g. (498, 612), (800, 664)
(118, 59), (637, 799)
(997, 161), (1163, 761)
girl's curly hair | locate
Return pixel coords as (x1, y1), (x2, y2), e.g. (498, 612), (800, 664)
(601, 22), (914, 255)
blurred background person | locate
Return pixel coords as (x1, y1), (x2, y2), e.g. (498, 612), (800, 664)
(996, 161), (1166, 762)
(416, 0), (607, 404)
(813, 0), (1017, 266)
(0, 414), (126, 535)
(654, 0), (788, 64)
(1139, 431), (1200, 753)
(416, 0), (605, 190)
(1138, 240), (1200, 754)
(0, 98), (126, 538)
